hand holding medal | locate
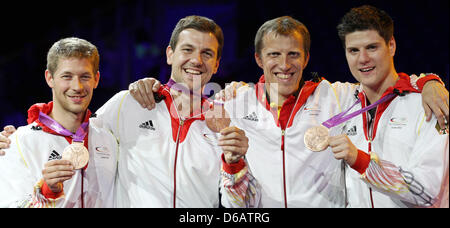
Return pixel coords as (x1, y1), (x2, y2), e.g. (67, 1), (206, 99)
(304, 93), (396, 152)
(39, 112), (90, 169)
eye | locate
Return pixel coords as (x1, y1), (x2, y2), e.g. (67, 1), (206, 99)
(347, 48), (359, 54)
(81, 75), (92, 81)
(182, 48), (193, 53)
(367, 45), (377, 51)
(288, 52), (301, 58)
(203, 51), (214, 58)
(267, 52), (280, 57)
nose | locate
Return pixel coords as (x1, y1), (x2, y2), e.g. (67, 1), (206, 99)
(279, 55), (291, 71)
(70, 76), (84, 91)
(190, 52), (203, 67)
(358, 50), (370, 65)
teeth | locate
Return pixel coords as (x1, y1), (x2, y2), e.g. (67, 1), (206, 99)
(276, 73), (292, 79)
(360, 67), (375, 72)
(185, 69), (201, 75)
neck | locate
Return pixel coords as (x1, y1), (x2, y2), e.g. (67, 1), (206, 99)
(170, 88), (204, 118)
(49, 103), (86, 133)
(265, 83), (301, 107)
(363, 71), (399, 104)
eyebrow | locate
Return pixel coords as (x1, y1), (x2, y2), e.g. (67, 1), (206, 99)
(179, 43), (216, 54)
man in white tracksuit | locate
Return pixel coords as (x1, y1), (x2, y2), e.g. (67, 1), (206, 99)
(329, 5), (449, 207)
(0, 38), (118, 208)
(95, 15), (260, 208)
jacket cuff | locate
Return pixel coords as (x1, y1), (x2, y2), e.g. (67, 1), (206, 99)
(221, 154), (246, 174)
(416, 74), (443, 92)
(41, 181), (64, 200)
(351, 150), (371, 174)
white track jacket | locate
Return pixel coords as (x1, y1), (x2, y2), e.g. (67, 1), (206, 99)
(95, 86), (260, 208)
(224, 75), (358, 207)
(0, 103), (118, 208)
(344, 74), (449, 208)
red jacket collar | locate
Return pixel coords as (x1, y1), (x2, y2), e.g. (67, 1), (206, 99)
(357, 73), (419, 100)
(255, 75), (320, 128)
(27, 101), (92, 136)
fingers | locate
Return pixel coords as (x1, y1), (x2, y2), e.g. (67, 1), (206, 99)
(129, 78), (161, 110)
(42, 160), (75, 191)
(137, 79), (155, 110)
(218, 126), (249, 163)
(423, 103), (433, 122)
(328, 134), (358, 166)
(3, 125), (16, 135)
(0, 134), (11, 155)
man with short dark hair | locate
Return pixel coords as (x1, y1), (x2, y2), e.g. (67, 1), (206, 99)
(329, 5), (448, 207)
(96, 15), (259, 208)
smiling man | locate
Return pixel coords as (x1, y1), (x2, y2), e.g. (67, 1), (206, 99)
(95, 15), (259, 208)
(329, 5), (449, 207)
(0, 37), (118, 207)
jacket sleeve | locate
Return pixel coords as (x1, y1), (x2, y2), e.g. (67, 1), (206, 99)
(0, 131), (63, 208)
(357, 115), (449, 207)
(219, 155), (261, 208)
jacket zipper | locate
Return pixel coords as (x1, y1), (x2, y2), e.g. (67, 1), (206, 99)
(173, 119), (184, 208)
(281, 129), (287, 208)
(366, 99), (377, 208)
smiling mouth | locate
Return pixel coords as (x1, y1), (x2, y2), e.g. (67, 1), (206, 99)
(275, 73), (294, 79)
(184, 68), (203, 75)
(68, 95), (87, 102)
(359, 66), (375, 73)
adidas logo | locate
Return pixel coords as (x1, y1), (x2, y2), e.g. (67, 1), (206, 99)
(243, 111), (259, 122)
(139, 120), (156, 130)
(48, 150), (62, 161)
(346, 126), (357, 136)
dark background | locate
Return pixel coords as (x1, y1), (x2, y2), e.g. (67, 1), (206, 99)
(1, 0), (448, 128)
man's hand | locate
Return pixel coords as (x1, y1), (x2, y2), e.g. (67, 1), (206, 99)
(0, 125), (16, 156)
(328, 134), (358, 166)
(422, 80), (449, 129)
(42, 160), (75, 193)
(218, 126), (249, 164)
(129, 77), (162, 110)
(214, 81), (249, 102)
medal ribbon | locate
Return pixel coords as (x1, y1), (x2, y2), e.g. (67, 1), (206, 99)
(322, 93), (396, 128)
(38, 111), (89, 142)
(167, 79), (224, 106)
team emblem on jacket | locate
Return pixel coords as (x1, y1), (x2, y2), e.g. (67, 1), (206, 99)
(389, 117), (407, 129)
(243, 112), (259, 122)
(139, 120), (156, 130)
(345, 125), (357, 136)
(48, 150), (62, 161)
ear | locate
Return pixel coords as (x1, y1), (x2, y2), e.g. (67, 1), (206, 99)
(45, 70), (54, 88)
(166, 45), (174, 65)
(388, 36), (396, 57)
(94, 71), (100, 89)
(255, 52), (264, 69)
(303, 52), (310, 69)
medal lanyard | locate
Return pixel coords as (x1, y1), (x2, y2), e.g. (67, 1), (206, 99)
(321, 93), (396, 129)
(166, 79), (224, 119)
(38, 111), (88, 208)
(38, 112), (89, 142)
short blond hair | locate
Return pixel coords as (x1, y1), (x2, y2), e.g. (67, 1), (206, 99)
(47, 37), (99, 75)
